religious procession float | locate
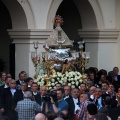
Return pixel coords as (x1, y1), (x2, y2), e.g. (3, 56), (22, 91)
(31, 16), (90, 90)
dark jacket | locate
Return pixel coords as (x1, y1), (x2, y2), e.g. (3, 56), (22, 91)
(0, 87), (23, 109)
(65, 96), (80, 120)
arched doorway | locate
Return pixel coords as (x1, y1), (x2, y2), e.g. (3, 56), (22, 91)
(0, 0), (29, 78)
(47, 0), (103, 29)
(0, 0), (13, 76)
(56, 0), (82, 50)
(47, 0), (105, 69)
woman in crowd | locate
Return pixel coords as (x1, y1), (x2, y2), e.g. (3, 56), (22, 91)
(0, 72), (6, 86)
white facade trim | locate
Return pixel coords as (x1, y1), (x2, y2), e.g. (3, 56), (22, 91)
(8, 29), (53, 41)
(78, 29), (120, 42)
(17, 0), (35, 29)
(88, 0), (104, 29)
(47, 0), (63, 29)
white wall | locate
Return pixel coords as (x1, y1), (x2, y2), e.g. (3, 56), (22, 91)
(85, 42), (98, 69)
(98, 43), (118, 71)
(116, 0), (120, 69)
(28, 0), (52, 29)
(98, 0), (115, 29)
(85, 41), (118, 72)
(15, 43), (30, 79)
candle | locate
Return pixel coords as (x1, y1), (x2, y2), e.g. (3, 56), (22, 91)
(33, 41), (39, 49)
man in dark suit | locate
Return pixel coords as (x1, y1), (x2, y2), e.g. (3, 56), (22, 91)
(108, 67), (120, 92)
(90, 87), (105, 110)
(24, 77), (33, 90)
(31, 82), (41, 104)
(0, 79), (23, 120)
(0, 77), (12, 93)
(0, 77), (12, 115)
(31, 83), (47, 113)
(113, 67), (120, 91)
(19, 82), (28, 99)
(16, 72), (26, 89)
(64, 85), (71, 100)
(39, 86), (47, 114)
(65, 87), (80, 120)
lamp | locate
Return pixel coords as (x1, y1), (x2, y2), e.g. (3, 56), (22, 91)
(71, 41), (90, 75)
(31, 41), (41, 78)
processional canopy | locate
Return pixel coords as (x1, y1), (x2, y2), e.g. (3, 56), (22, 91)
(32, 15), (90, 90)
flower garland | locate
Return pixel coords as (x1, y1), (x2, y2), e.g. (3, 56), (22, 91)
(34, 71), (83, 89)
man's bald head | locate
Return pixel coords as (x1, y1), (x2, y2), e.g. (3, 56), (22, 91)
(35, 113), (45, 120)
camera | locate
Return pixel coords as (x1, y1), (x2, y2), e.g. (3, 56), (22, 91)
(42, 91), (57, 102)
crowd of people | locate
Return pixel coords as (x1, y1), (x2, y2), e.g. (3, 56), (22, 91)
(0, 67), (120, 120)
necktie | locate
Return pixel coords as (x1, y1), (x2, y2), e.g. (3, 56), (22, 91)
(95, 99), (101, 109)
(95, 99), (98, 106)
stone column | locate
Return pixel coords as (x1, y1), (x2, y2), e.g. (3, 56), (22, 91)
(8, 29), (53, 79)
(78, 29), (120, 71)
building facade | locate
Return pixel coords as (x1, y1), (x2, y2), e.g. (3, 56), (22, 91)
(0, 0), (120, 79)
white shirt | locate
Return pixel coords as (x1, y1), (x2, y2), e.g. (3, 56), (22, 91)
(4, 84), (9, 88)
(73, 98), (80, 113)
(10, 89), (16, 96)
(19, 80), (23, 84)
(97, 97), (102, 109)
(64, 95), (69, 100)
(90, 94), (102, 109)
(33, 92), (37, 95)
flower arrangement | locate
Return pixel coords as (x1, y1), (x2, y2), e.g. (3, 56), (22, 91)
(34, 71), (83, 89)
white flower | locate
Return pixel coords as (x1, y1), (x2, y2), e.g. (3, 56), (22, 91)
(68, 79), (71, 82)
(35, 71), (82, 89)
(49, 87), (52, 90)
(68, 83), (71, 86)
(43, 74), (47, 77)
(71, 85), (75, 89)
(68, 75), (71, 78)
(59, 81), (63, 84)
(64, 77), (67, 80)
(79, 79), (83, 83)
(55, 82), (58, 84)
(51, 79), (55, 82)
(52, 75), (56, 78)
(65, 71), (68, 74)
(74, 78), (77, 81)
(41, 81), (45, 84)
(63, 83), (66, 85)
(76, 81), (79, 86)
(34, 79), (38, 82)
(38, 82), (41, 85)
(66, 74), (69, 77)
(64, 79), (67, 83)
(51, 83), (55, 86)
(72, 81), (75, 84)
